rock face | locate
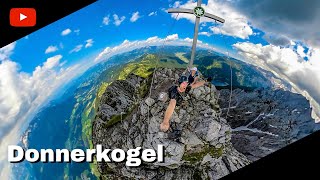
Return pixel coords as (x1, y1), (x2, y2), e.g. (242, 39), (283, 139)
(92, 68), (250, 179)
(218, 88), (320, 161)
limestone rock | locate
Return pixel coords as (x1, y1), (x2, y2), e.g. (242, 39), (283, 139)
(92, 68), (250, 180)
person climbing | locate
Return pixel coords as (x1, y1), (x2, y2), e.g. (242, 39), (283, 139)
(159, 75), (188, 132)
(159, 72), (211, 132)
(187, 66), (212, 88)
(188, 66), (200, 85)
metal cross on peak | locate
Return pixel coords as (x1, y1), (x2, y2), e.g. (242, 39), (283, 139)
(167, 0), (225, 69)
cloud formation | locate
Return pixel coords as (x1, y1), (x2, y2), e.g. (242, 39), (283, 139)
(170, 0), (253, 39)
(95, 33), (221, 62)
(0, 43), (91, 178)
(130, 12), (141, 22)
(69, 45), (83, 53)
(61, 28), (72, 36)
(0, 42), (16, 61)
(113, 14), (126, 26)
(171, 0), (320, 48)
(199, 32), (211, 37)
(44, 55), (62, 69)
(233, 42), (320, 121)
(74, 29), (80, 35)
(45, 45), (58, 54)
(103, 16), (110, 25)
(165, 34), (179, 41)
(263, 33), (291, 47)
(184, 37), (202, 44)
(85, 39), (94, 48)
(229, 0), (320, 48)
(148, 11), (157, 16)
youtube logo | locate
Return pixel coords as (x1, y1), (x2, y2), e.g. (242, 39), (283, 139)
(10, 8), (36, 27)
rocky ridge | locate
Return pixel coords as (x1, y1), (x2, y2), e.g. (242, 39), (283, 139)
(92, 67), (250, 179)
(218, 88), (319, 161)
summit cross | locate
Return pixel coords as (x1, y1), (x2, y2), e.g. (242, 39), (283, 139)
(167, 0), (225, 68)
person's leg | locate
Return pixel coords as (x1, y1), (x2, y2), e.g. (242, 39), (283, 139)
(190, 80), (205, 89)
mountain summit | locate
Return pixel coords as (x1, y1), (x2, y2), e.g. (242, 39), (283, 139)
(92, 66), (318, 179)
(93, 67), (250, 179)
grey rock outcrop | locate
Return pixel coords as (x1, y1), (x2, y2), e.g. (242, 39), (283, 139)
(92, 68), (250, 179)
(218, 88), (319, 161)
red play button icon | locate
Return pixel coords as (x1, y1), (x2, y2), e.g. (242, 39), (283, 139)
(10, 8), (36, 27)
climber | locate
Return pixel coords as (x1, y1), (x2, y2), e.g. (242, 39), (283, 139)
(187, 66), (209, 88)
(187, 67), (199, 84)
(159, 75), (188, 132)
(159, 73), (211, 132)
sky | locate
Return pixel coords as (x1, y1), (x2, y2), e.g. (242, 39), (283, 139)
(0, 0), (320, 178)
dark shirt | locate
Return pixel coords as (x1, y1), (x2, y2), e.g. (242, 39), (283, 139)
(168, 85), (184, 106)
(188, 71), (199, 85)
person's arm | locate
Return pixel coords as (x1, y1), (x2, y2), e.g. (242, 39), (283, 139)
(163, 99), (176, 123)
(160, 99), (176, 132)
(194, 76), (199, 83)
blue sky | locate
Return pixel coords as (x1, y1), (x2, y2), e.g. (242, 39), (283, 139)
(9, 0), (270, 73)
(1, 0), (320, 177)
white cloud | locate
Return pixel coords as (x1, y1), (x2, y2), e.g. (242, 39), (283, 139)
(95, 34), (221, 62)
(74, 29), (80, 35)
(229, 0), (320, 48)
(165, 34), (179, 41)
(148, 11), (157, 16)
(113, 14), (126, 26)
(171, 0), (319, 46)
(44, 55), (62, 69)
(69, 39), (94, 53)
(146, 36), (161, 43)
(173, 0), (320, 47)
(184, 37), (202, 44)
(172, 1), (182, 8)
(0, 47), (89, 178)
(160, 7), (167, 13)
(59, 60), (67, 67)
(0, 42), (16, 61)
(69, 45), (83, 53)
(45, 45), (58, 54)
(170, 0), (253, 39)
(184, 37), (193, 43)
(61, 28), (71, 36)
(297, 45), (306, 58)
(233, 42), (320, 122)
(199, 32), (212, 37)
(85, 39), (94, 48)
(130, 12), (141, 22)
(103, 16), (110, 25)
